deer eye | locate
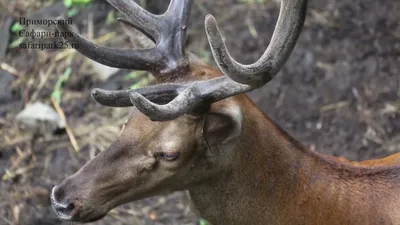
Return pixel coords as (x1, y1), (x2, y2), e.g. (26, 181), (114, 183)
(156, 152), (180, 161)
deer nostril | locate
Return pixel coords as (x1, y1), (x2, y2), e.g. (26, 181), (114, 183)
(56, 202), (75, 213)
(53, 200), (79, 219)
(54, 202), (78, 219)
(51, 186), (79, 219)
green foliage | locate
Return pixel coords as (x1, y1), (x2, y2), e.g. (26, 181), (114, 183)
(200, 218), (212, 225)
(9, 22), (26, 49)
(63, 0), (93, 17)
(67, 8), (80, 17)
(8, 37), (25, 49)
(130, 78), (152, 89)
(106, 10), (118, 25)
(124, 71), (151, 89)
(51, 67), (72, 103)
(125, 71), (147, 80)
(63, 0), (93, 8)
(11, 22), (24, 33)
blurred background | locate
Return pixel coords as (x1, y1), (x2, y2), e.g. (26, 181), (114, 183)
(0, 0), (399, 224)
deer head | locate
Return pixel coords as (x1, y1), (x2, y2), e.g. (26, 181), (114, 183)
(51, 0), (307, 222)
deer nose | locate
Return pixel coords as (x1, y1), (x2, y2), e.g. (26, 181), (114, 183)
(51, 186), (79, 219)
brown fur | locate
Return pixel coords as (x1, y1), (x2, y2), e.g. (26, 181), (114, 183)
(189, 92), (400, 225)
(53, 64), (400, 225)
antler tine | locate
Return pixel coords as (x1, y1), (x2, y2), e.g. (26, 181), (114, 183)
(206, 0), (307, 85)
(56, 20), (162, 70)
(163, 0), (192, 49)
(107, 0), (159, 41)
(129, 84), (200, 121)
(91, 83), (187, 107)
(56, 0), (194, 75)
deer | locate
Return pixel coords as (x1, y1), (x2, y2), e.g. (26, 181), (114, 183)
(50, 0), (400, 224)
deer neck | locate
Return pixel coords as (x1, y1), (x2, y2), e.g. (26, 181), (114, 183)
(187, 98), (320, 224)
(187, 96), (399, 225)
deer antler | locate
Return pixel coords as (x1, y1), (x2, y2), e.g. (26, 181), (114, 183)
(206, 1), (307, 86)
(58, 0), (307, 121)
(57, 0), (193, 76)
(90, 83), (187, 107)
(89, 0), (307, 121)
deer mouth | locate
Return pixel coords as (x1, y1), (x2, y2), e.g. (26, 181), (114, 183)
(78, 212), (108, 223)
(52, 203), (107, 223)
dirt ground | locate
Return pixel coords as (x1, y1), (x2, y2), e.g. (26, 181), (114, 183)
(0, 0), (399, 225)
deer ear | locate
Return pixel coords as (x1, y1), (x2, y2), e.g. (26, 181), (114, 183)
(203, 105), (242, 146)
